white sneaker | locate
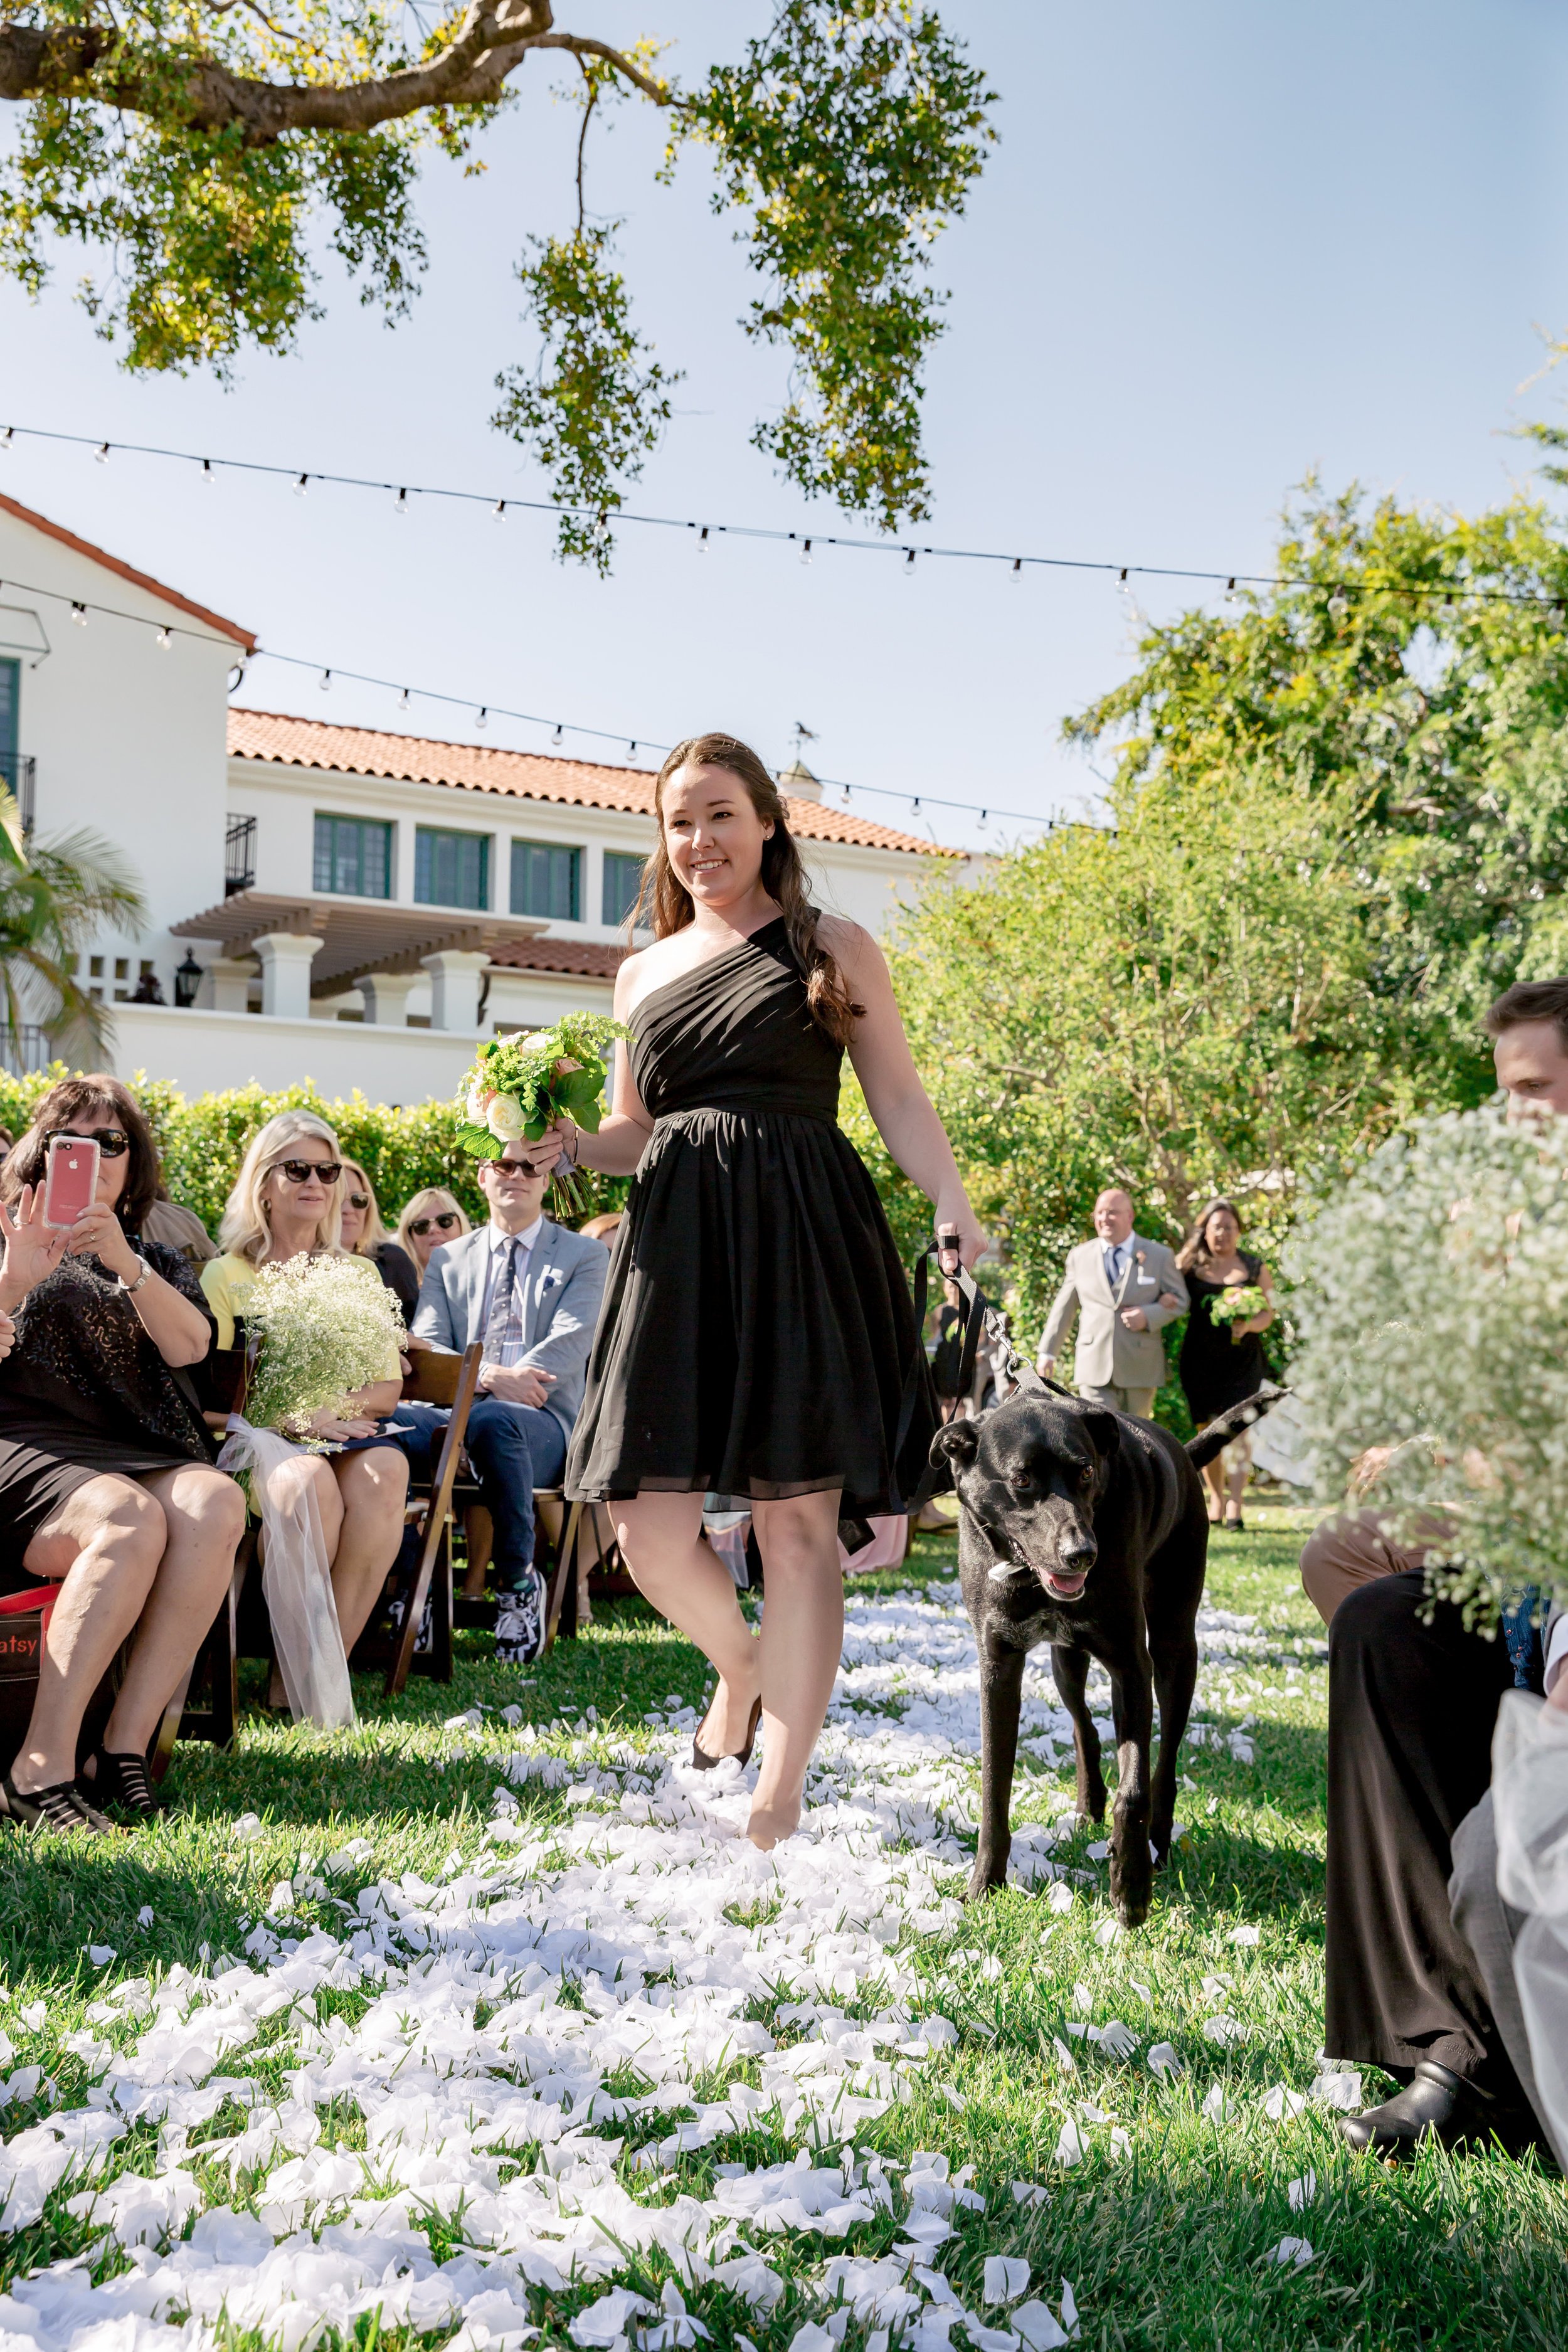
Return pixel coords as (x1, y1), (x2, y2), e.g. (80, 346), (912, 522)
(495, 1570), (546, 1666)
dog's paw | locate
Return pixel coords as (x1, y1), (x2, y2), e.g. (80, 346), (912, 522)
(965, 1863), (1006, 1904)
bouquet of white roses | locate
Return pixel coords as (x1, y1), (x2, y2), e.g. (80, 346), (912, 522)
(243, 1254), (406, 1444)
(455, 1011), (624, 1212)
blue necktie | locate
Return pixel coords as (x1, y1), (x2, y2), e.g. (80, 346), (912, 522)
(484, 1234), (519, 1357)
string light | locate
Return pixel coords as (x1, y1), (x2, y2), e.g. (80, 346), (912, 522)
(95, 442), (110, 465)
(800, 538), (813, 565)
(552, 724), (564, 745)
(154, 625), (171, 649)
(475, 706), (487, 729)
(319, 668), (332, 691)
(201, 459), (215, 484)
(70, 601), (87, 624)
(395, 488), (409, 516)
(903, 549), (916, 577)
(9, 418), (1567, 614)
(398, 688), (410, 709)
(492, 501), (507, 521)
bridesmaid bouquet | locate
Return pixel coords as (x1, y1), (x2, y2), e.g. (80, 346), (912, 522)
(455, 1012), (624, 1212)
(1209, 1282), (1269, 1339)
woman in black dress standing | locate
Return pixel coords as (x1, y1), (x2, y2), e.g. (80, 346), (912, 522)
(540, 734), (982, 1850)
(1176, 1196), (1276, 1530)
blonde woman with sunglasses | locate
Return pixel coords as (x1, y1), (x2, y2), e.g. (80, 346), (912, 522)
(202, 1113), (409, 1707)
(339, 1159), (420, 1320)
(396, 1188), (470, 1279)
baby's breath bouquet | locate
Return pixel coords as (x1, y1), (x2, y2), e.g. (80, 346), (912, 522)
(455, 1012), (624, 1212)
(243, 1255), (405, 1445)
(1285, 1104), (1568, 1626)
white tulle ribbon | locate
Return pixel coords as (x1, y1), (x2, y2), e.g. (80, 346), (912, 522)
(216, 1417), (356, 1731)
(1491, 1688), (1568, 2164)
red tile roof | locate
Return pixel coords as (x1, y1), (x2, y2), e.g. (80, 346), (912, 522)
(489, 935), (627, 978)
(226, 708), (955, 856)
(0, 493), (256, 649)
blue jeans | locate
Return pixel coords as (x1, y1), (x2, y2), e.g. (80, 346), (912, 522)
(393, 1397), (566, 1592)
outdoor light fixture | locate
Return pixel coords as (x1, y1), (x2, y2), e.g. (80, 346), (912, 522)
(173, 953), (204, 1009)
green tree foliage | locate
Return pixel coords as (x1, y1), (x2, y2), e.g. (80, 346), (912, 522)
(0, 2), (993, 558)
(0, 787), (144, 1057)
(1072, 479), (1568, 1097)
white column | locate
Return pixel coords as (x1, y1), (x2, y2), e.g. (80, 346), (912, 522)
(252, 931), (323, 1021)
(420, 948), (491, 1032)
(203, 956), (257, 1014)
(359, 971), (418, 1026)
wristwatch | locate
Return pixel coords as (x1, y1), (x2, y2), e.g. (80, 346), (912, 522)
(120, 1256), (152, 1296)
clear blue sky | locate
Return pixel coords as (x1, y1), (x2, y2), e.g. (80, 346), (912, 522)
(3, 0), (1567, 849)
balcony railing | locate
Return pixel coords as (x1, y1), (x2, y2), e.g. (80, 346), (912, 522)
(0, 750), (36, 835)
(0, 1024), (48, 1078)
(225, 813), (257, 896)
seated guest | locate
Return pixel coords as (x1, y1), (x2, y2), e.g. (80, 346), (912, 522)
(339, 1158), (420, 1318)
(0, 1076), (245, 1829)
(202, 1113), (408, 1675)
(143, 1184), (217, 1266)
(400, 1143), (608, 1666)
(397, 1187), (470, 1280)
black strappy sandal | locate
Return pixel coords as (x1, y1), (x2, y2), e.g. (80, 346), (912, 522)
(0, 1772), (114, 1835)
(692, 1693), (763, 1771)
(80, 1748), (167, 1821)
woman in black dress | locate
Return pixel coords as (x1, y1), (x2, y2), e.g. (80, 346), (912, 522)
(0, 1075), (246, 1829)
(1175, 1196), (1276, 1530)
(542, 733), (982, 1849)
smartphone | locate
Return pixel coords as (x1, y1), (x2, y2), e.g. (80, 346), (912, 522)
(43, 1135), (100, 1229)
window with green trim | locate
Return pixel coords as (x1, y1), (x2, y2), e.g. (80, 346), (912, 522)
(313, 813), (393, 899)
(601, 850), (646, 926)
(415, 826), (490, 910)
(511, 839), (581, 921)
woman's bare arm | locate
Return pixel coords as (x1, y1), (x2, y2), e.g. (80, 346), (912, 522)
(834, 921), (984, 1266)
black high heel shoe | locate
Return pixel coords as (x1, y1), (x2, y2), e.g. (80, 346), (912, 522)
(692, 1692), (763, 1771)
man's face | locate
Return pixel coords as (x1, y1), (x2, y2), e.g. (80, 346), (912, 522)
(1093, 1190), (1134, 1245)
(1494, 1021), (1568, 1120)
(479, 1145), (550, 1222)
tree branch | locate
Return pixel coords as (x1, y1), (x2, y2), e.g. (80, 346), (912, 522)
(528, 31), (677, 106)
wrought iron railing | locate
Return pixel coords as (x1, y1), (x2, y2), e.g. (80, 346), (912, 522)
(225, 813), (257, 896)
(0, 750), (36, 835)
(0, 1025), (48, 1078)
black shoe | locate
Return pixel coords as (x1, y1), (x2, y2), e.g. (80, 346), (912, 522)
(495, 1569), (546, 1666)
(692, 1692), (762, 1771)
(80, 1748), (167, 1821)
(1338, 2061), (1531, 2159)
(0, 1771), (114, 1836)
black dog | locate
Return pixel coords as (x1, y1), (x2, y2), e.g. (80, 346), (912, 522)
(932, 1386), (1276, 1928)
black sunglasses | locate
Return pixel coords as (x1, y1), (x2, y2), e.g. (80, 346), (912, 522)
(51, 1127), (130, 1158)
(345, 1191), (371, 1212)
(410, 1212), (459, 1236)
(276, 1158), (342, 1185)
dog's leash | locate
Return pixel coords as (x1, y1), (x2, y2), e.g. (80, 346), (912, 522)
(897, 1230), (1075, 1515)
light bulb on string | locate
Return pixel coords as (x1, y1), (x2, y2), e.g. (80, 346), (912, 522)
(398, 688), (410, 710)
(201, 458), (215, 484)
(319, 668), (332, 692)
(1011, 558), (1022, 578)
(294, 474), (309, 498)
(154, 626), (171, 650)
(70, 602), (87, 627)
(627, 740), (638, 762)
(492, 501), (507, 521)
(911, 795), (921, 812)
(394, 487), (408, 516)
(697, 526), (710, 553)
(95, 442), (110, 464)
(1224, 576), (1238, 604)
(552, 724), (563, 746)
(0, 427), (12, 451)
(800, 538), (813, 566)
(475, 706), (487, 731)
(903, 549), (916, 578)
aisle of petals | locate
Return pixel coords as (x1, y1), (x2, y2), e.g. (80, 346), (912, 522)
(0, 1577), (1332, 2352)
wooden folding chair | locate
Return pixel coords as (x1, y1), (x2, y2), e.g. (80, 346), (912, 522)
(384, 1343), (483, 1697)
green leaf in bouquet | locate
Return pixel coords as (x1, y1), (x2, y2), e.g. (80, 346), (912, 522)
(455, 1123), (495, 1154)
(562, 1068), (606, 1109)
(575, 1099), (605, 1134)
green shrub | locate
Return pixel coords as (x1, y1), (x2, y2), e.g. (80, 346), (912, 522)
(0, 1066), (629, 1238)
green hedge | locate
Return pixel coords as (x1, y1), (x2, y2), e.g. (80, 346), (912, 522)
(0, 1067), (630, 1239)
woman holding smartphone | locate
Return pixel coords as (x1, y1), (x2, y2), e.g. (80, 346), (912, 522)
(0, 1074), (245, 1831)
(536, 733), (981, 1851)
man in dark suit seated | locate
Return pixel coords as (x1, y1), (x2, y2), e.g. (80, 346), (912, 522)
(398, 1143), (608, 1666)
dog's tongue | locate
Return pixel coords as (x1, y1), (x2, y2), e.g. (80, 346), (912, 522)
(1045, 1567), (1088, 1597)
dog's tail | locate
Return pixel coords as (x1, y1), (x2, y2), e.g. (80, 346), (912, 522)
(1185, 1385), (1288, 1471)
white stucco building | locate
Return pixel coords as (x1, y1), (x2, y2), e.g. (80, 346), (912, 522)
(0, 491), (960, 1104)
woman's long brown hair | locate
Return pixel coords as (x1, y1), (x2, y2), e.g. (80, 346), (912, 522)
(635, 733), (864, 1049)
(1176, 1195), (1246, 1274)
(2, 1073), (161, 1234)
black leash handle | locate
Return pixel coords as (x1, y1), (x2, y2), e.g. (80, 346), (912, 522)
(898, 1232), (1076, 1515)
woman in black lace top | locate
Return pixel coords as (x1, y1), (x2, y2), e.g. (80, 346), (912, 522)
(0, 1075), (246, 1833)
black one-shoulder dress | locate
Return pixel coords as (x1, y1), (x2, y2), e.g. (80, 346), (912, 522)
(566, 918), (938, 1515)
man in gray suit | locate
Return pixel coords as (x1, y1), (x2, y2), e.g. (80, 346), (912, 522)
(400, 1141), (608, 1665)
(1036, 1186), (1188, 1421)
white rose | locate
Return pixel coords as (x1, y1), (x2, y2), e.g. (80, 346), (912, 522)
(486, 1093), (525, 1142)
(517, 1030), (553, 1054)
(465, 1084), (491, 1124)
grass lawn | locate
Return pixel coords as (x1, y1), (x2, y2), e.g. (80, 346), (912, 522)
(0, 1504), (1562, 2352)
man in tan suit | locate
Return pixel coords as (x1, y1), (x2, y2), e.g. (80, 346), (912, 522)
(1037, 1187), (1188, 1421)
